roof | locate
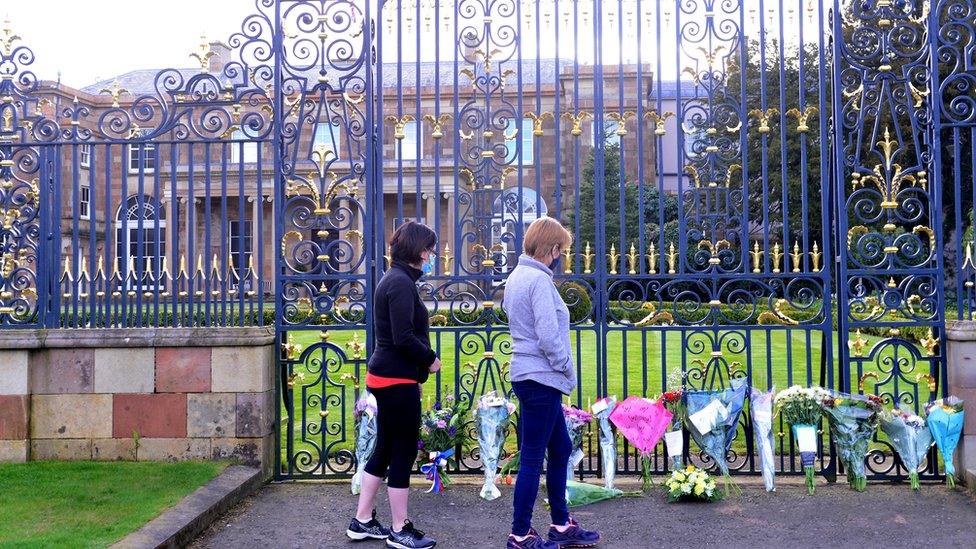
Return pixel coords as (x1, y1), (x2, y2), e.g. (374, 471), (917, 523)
(80, 61), (700, 99)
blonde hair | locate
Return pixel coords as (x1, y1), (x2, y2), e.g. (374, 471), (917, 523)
(523, 216), (573, 258)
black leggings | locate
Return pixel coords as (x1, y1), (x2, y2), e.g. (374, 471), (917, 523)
(363, 383), (421, 489)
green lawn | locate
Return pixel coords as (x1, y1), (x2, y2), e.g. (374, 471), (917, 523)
(0, 461), (225, 548)
(278, 327), (923, 473)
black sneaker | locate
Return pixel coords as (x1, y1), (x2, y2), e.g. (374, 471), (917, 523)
(346, 510), (390, 541)
(547, 517), (600, 548)
(385, 520), (436, 549)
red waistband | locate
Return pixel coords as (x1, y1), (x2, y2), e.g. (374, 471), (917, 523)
(366, 372), (417, 389)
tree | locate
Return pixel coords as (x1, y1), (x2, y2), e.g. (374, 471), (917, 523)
(567, 143), (679, 261)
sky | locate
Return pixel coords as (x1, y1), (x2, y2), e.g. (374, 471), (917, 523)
(5, 0), (254, 88)
(6, 0), (822, 89)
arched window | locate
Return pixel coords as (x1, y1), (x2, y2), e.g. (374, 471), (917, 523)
(115, 195), (166, 289)
(491, 187), (549, 276)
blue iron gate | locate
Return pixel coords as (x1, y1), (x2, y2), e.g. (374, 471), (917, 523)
(0, 1), (969, 482)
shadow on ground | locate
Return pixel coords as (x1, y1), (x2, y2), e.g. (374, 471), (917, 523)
(192, 477), (976, 549)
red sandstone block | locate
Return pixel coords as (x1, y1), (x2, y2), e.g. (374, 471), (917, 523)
(0, 395), (28, 440)
(155, 348), (212, 393)
(30, 349), (94, 394)
(113, 393), (187, 438)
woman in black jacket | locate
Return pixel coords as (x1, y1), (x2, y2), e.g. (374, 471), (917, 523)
(347, 221), (440, 549)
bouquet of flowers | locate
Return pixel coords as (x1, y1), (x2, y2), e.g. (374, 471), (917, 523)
(661, 381), (685, 471)
(591, 396), (618, 490)
(684, 378), (747, 494)
(610, 396), (673, 491)
(926, 396), (964, 488)
(418, 395), (466, 493)
(562, 404), (593, 479)
(879, 407), (933, 491)
(664, 465), (723, 503)
(774, 384), (830, 494)
(750, 387), (776, 492)
(820, 391), (883, 492)
(351, 391), (378, 495)
(476, 391), (516, 501)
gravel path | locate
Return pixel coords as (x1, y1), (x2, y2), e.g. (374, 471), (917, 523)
(192, 477), (976, 549)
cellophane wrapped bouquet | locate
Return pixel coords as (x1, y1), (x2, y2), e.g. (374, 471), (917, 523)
(591, 396), (618, 490)
(750, 387), (777, 492)
(820, 391), (883, 492)
(774, 385), (830, 494)
(351, 391), (378, 495)
(661, 372), (685, 471)
(879, 407), (932, 491)
(418, 395), (466, 492)
(609, 396), (673, 492)
(664, 465), (723, 503)
(925, 396), (964, 488)
(562, 404), (593, 479)
(684, 378), (747, 495)
(476, 391), (516, 500)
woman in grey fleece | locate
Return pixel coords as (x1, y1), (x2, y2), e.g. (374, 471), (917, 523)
(503, 217), (601, 549)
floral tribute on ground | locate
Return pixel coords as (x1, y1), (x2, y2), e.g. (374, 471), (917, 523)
(926, 396), (964, 489)
(664, 465), (723, 503)
(820, 392), (882, 492)
(418, 395), (467, 493)
(476, 391), (516, 501)
(774, 385), (829, 494)
(609, 396), (673, 491)
(879, 407), (933, 491)
(684, 378), (747, 495)
(351, 391), (378, 495)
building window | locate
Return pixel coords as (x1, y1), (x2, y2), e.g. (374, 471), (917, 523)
(79, 144), (91, 168)
(230, 129), (259, 164)
(229, 220), (253, 281)
(505, 118), (535, 164)
(313, 121), (341, 159)
(398, 120), (422, 160)
(592, 120), (621, 147)
(127, 130), (157, 173)
(684, 129), (707, 159)
(79, 185), (90, 219)
(115, 194), (166, 290)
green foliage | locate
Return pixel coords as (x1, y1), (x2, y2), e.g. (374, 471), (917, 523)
(559, 281), (593, 323)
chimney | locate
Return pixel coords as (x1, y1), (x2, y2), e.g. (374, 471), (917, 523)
(209, 41), (231, 74)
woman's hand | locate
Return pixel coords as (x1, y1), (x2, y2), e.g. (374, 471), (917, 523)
(429, 358), (442, 373)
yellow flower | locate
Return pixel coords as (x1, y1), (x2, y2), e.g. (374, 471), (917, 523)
(685, 465), (696, 473)
(673, 472), (686, 482)
(694, 483), (705, 496)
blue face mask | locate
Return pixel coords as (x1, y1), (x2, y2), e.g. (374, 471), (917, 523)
(549, 257), (561, 271)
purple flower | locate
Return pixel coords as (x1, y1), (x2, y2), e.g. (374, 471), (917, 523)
(434, 402), (441, 411)
(448, 426), (457, 437)
(436, 420), (447, 429)
(417, 440), (425, 450)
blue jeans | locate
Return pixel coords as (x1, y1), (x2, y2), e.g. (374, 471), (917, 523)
(511, 379), (571, 536)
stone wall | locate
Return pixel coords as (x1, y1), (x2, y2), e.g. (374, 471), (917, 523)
(0, 327), (275, 477)
(946, 320), (976, 488)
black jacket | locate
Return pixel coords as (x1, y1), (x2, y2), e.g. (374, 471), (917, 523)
(367, 260), (436, 383)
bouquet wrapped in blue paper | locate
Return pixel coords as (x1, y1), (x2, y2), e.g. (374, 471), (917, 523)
(751, 387), (776, 492)
(684, 378), (747, 494)
(820, 391), (883, 492)
(562, 404), (593, 479)
(879, 407), (932, 491)
(926, 396), (964, 488)
(351, 391), (378, 495)
(591, 396), (618, 490)
(476, 391), (516, 501)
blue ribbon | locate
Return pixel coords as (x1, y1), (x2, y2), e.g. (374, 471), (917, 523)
(420, 448), (455, 493)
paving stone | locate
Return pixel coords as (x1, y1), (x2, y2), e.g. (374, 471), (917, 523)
(31, 438), (93, 460)
(137, 438), (210, 461)
(113, 393), (187, 439)
(235, 391), (274, 438)
(211, 346), (273, 393)
(187, 394), (236, 437)
(0, 395), (28, 440)
(94, 348), (155, 393)
(0, 350), (29, 395)
(31, 394), (112, 438)
(30, 348), (94, 394)
(156, 347), (212, 393)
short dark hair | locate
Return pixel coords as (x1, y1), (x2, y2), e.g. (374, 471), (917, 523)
(390, 221), (437, 264)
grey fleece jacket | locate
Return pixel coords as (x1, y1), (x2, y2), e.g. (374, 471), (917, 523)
(502, 254), (577, 395)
